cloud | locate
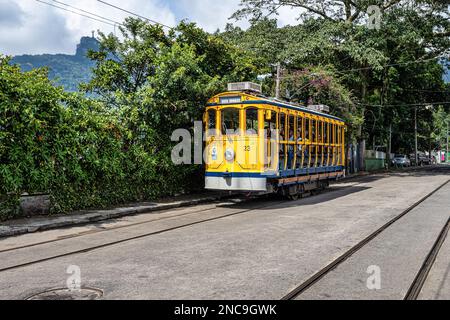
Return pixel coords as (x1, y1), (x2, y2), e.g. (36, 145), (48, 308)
(0, 0), (303, 56)
(171, 0), (249, 32)
(0, 0), (26, 27)
(0, 0), (74, 55)
(1, 0), (177, 55)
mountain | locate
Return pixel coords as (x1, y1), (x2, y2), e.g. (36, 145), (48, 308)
(11, 36), (99, 92)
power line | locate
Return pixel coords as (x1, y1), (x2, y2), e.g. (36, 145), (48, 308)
(96, 0), (173, 29)
(402, 89), (450, 93)
(359, 101), (450, 107)
(50, 0), (122, 26)
(35, 0), (119, 27)
(279, 56), (448, 79)
(335, 56), (447, 75)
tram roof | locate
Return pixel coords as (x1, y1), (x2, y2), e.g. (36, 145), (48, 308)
(207, 91), (345, 123)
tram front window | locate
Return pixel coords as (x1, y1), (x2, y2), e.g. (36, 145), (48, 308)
(246, 108), (259, 135)
(207, 109), (216, 134)
(222, 108), (240, 135)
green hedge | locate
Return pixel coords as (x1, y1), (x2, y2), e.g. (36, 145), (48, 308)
(0, 57), (203, 221)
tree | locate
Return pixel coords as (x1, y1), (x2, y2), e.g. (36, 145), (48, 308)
(84, 18), (263, 141)
(229, 0), (449, 154)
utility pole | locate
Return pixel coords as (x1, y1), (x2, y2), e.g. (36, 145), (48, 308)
(447, 119), (449, 163)
(275, 62), (281, 99)
(388, 123), (392, 168)
(415, 106), (418, 166)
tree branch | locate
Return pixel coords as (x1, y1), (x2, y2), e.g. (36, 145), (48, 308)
(382, 0), (402, 11)
(282, 0), (337, 22)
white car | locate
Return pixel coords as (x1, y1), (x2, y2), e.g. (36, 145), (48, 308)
(392, 154), (411, 167)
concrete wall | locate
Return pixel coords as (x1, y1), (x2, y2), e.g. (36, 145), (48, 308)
(364, 150), (386, 172)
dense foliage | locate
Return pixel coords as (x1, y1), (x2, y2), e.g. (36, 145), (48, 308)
(0, 21), (262, 220)
(226, 0), (450, 150)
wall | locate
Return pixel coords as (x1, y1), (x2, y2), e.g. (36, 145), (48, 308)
(364, 150), (386, 172)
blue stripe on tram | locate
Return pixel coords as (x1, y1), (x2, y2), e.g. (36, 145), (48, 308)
(206, 166), (344, 179)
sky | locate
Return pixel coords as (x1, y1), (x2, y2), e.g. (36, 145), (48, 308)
(0, 0), (302, 56)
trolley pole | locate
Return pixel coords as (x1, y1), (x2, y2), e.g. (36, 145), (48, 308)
(275, 62), (281, 99)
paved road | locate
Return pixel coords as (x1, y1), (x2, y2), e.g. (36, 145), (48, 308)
(418, 225), (450, 300)
(297, 181), (449, 300)
(0, 167), (448, 300)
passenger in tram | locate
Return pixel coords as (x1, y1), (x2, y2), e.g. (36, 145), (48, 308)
(318, 133), (323, 167)
(279, 131), (285, 171)
(303, 130), (310, 167)
(296, 127), (303, 168)
(288, 129), (295, 169)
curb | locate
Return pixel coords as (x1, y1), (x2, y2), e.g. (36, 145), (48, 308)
(0, 195), (229, 239)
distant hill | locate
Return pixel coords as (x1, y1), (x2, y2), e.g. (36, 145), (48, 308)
(11, 36), (99, 92)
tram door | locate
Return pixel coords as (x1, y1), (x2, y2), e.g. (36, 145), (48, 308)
(205, 109), (223, 169)
(239, 107), (259, 170)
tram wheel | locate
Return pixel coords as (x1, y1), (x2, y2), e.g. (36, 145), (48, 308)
(288, 194), (300, 201)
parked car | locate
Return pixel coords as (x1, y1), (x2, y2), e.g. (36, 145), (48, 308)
(409, 152), (432, 166)
(391, 154), (411, 167)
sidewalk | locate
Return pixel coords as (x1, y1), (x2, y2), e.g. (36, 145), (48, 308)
(0, 192), (231, 238)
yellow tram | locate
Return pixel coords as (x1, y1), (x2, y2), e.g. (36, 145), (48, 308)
(204, 82), (346, 198)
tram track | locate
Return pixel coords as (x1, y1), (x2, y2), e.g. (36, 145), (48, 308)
(405, 218), (450, 300)
(0, 173), (384, 275)
(0, 199), (288, 273)
(0, 172), (380, 255)
(0, 203), (229, 254)
(282, 179), (450, 300)
(1, 171), (447, 301)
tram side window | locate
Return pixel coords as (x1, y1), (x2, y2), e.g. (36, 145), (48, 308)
(207, 109), (216, 132)
(318, 120), (324, 166)
(337, 126), (342, 165)
(305, 118), (310, 142)
(264, 110), (277, 139)
(246, 108), (259, 135)
(280, 113), (287, 140)
(335, 125), (338, 145)
(311, 120), (316, 143)
(297, 116), (303, 142)
(288, 115), (295, 139)
(319, 120), (323, 143)
(288, 115), (295, 169)
(222, 108), (240, 135)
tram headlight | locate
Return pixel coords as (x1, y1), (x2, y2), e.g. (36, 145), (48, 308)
(225, 148), (235, 162)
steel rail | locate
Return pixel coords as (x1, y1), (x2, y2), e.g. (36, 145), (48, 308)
(282, 179), (449, 300)
(405, 218), (450, 300)
(0, 200), (287, 273)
